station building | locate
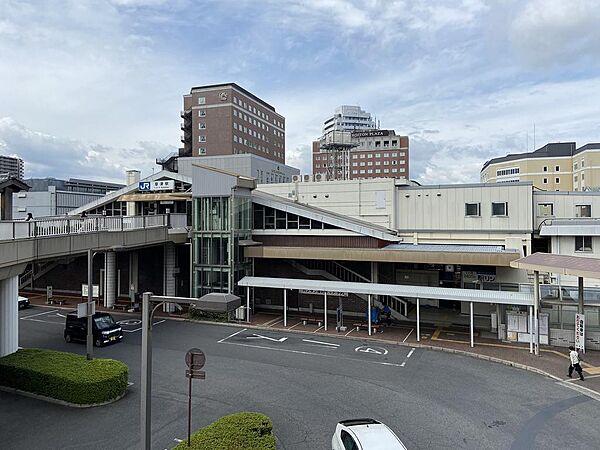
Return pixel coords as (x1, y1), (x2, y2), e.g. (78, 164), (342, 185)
(17, 165), (600, 350)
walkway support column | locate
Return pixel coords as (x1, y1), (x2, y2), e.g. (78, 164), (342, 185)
(470, 301), (474, 348)
(324, 292), (328, 331)
(367, 294), (372, 336)
(246, 286), (250, 323)
(283, 289), (287, 327)
(534, 270), (540, 356)
(529, 305), (533, 354)
(0, 275), (19, 357)
(163, 243), (176, 313)
(416, 298), (420, 342)
(105, 251), (116, 308)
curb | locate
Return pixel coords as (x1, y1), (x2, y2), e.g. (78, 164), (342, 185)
(0, 385), (128, 408)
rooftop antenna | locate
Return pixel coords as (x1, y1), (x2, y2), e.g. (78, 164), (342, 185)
(533, 123), (536, 150)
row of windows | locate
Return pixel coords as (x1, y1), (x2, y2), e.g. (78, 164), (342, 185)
(465, 202), (508, 217)
(496, 167), (519, 177)
(574, 159), (585, 170)
(537, 203), (591, 217)
(234, 122), (270, 143)
(350, 152), (405, 159)
(352, 168), (404, 174)
(233, 135), (283, 158)
(233, 96), (283, 128)
(357, 139), (399, 148)
(351, 160), (405, 167)
(542, 165), (561, 172)
(233, 108), (282, 136)
(542, 177), (560, 184)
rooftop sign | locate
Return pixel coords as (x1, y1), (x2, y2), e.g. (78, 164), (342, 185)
(351, 130), (391, 138)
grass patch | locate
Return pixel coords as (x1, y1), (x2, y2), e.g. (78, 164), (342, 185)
(173, 412), (276, 450)
(0, 348), (128, 405)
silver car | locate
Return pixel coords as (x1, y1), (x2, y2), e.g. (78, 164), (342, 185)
(332, 418), (407, 450)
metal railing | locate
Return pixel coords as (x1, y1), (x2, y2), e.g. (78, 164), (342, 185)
(0, 214), (171, 241)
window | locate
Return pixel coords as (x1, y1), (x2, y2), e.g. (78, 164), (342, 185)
(576, 205), (591, 218)
(352, 154), (358, 159)
(465, 203), (481, 217)
(492, 202), (508, 216)
(574, 163), (578, 170)
(555, 165), (560, 172)
(360, 154), (365, 159)
(555, 177), (560, 183)
(197, 96), (206, 105)
(367, 161), (373, 166)
(352, 162), (358, 167)
(198, 147), (206, 155)
(392, 140), (398, 146)
(199, 135), (206, 142)
(581, 159), (585, 168)
(375, 153), (381, 158)
(543, 166), (548, 172)
(199, 110), (206, 117)
(543, 178), (548, 184)
(537, 203), (553, 216)
(575, 236), (593, 252)
(496, 167), (520, 177)
(199, 123), (206, 129)
(384, 168), (389, 173)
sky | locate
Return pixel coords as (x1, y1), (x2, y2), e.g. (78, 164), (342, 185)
(1, 0), (600, 185)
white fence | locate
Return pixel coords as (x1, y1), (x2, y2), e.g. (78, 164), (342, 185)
(0, 214), (180, 240)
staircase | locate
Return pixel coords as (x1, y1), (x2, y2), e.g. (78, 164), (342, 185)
(289, 260), (409, 319)
(19, 259), (72, 289)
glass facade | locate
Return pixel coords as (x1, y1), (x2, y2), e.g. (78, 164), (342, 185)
(192, 193), (252, 297)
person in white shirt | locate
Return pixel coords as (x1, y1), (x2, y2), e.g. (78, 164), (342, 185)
(568, 346), (585, 381)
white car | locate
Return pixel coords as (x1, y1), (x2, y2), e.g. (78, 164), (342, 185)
(332, 418), (407, 450)
(18, 296), (30, 309)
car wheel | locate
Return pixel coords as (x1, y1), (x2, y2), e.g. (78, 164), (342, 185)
(64, 334), (72, 343)
(94, 338), (103, 347)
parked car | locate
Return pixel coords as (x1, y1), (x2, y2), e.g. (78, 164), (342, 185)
(332, 418), (407, 450)
(18, 296), (30, 309)
(64, 311), (123, 347)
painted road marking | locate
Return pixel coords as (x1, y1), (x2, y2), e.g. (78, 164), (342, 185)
(217, 328), (247, 343)
(21, 309), (58, 320)
(174, 438), (183, 443)
(314, 326), (324, 333)
(261, 316), (282, 326)
(344, 328), (354, 336)
(56, 312), (66, 318)
(246, 333), (288, 343)
(118, 319), (142, 326)
(407, 348), (415, 359)
(302, 339), (340, 347)
(287, 321), (303, 330)
(402, 328), (414, 343)
(268, 319), (284, 328)
(219, 340), (405, 368)
(123, 319), (167, 333)
(355, 345), (389, 356)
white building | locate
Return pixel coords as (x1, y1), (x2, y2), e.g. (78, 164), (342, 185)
(322, 105), (376, 134)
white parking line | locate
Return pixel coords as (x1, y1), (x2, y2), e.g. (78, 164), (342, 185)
(314, 326), (324, 333)
(345, 328), (354, 336)
(406, 348), (415, 359)
(220, 340), (405, 367)
(261, 316), (282, 326)
(21, 309), (57, 319)
(287, 321), (303, 330)
(20, 318), (63, 324)
(122, 319), (167, 333)
(402, 328), (414, 343)
(268, 319), (284, 328)
(217, 328), (247, 343)
(302, 339), (340, 347)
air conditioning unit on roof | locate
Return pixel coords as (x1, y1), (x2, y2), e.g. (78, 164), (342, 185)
(314, 173), (324, 182)
(292, 175), (301, 182)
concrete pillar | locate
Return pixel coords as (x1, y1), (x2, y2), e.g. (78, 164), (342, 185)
(163, 243), (176, 313)
(126, 170), (140, 216)
(104, 251), (116, 308)
(0, 276), (19, 357)
(129, 251), (139, 302)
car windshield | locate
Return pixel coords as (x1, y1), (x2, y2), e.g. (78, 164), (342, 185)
(94, 315), (116, 330)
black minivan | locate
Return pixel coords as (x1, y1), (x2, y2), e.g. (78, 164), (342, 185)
(64, 312), (123, 347)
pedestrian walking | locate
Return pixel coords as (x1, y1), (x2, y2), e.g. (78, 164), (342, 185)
(568, 346), (585, 381)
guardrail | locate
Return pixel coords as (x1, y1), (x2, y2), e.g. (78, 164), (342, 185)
(0, 214), (179, 241)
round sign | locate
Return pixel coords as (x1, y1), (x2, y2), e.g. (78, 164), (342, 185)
(185, 348), (206, 369)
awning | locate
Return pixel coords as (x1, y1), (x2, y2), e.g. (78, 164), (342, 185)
(118, 192), (191, 202)
(238, 276), (533, 306)
(510, 252), (600, 279)
(194, 293), (241, 312)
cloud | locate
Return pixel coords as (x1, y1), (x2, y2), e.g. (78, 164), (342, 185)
(0, 117), (174, 183)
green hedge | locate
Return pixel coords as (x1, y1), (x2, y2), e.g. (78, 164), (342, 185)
(188, 308), (229, 323)
(0, 348), (128, 405)
(173, 412), (276, 450)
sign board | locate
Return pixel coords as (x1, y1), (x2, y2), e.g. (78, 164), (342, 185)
(462, 270), (496, 283)
(185, 348), (206, 380)
(46, 286), (53, 299)
(81, 284), (100, 298)
(299, 289), (348, 297)
(351, 130), (391, 138)
(77, 301), (95, 318)
(138, 181), (151, 191)
(151, 180), (174, 191)
(575, 313), (585, 352)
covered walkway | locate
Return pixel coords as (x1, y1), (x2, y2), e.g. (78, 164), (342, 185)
(238, 276), (534, 350)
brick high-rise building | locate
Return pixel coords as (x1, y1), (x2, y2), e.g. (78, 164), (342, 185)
(180, 83), (286, 164)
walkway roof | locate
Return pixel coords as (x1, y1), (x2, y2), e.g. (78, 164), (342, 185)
(238, 276), (534, 306)
(510, 252), (600, 279)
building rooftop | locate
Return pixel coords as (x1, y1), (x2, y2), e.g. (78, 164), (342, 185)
(481, 142), (577, 171)
(189, 82), (276, 112)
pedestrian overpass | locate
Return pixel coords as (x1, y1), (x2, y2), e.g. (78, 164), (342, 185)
(0, 213), (188, 356)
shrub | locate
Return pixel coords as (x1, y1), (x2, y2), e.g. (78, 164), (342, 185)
(173, 412), (276, 450)
(188, 307), (229, 323)
(0, 348), (128, 405)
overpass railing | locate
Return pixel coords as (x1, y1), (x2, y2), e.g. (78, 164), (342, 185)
(0, 214), (184, 241)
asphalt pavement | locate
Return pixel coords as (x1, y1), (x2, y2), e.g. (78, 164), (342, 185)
(1, 306), (599, 449)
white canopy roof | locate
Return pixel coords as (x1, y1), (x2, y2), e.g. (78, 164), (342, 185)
(238, 276), (533, 306)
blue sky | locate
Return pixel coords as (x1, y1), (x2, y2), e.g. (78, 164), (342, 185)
(1, 0), (600, 184)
